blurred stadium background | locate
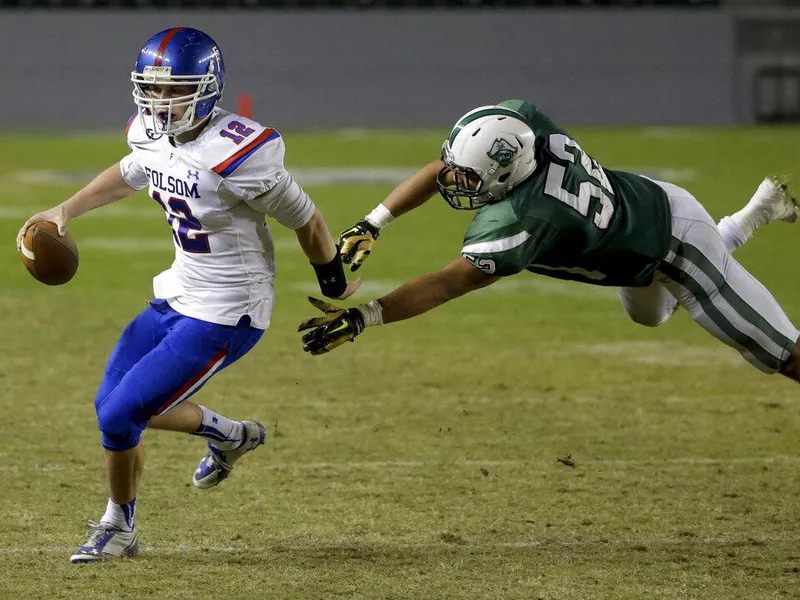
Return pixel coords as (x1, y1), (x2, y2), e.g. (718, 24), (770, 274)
(1, 1), (800, 599)
(1, 0), (800, 128)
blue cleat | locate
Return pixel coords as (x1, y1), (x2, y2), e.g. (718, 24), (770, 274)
(192, 420), (266, 489)
(70, 520), (139, 564)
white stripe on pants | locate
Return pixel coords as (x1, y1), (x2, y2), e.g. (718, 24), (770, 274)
(618, 179), (798, 373)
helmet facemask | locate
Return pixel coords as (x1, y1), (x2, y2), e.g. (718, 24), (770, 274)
(131, 66), (219, 137)
(437, 107), (537, 211)
(436, 154), (502, 211)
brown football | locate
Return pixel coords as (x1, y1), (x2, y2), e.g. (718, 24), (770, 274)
(20, 221), (79, 285)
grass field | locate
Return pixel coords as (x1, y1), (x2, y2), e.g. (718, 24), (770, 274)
(0, 125), (799, 599)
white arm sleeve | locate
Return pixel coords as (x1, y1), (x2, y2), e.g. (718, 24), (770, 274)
(245, 170), (315, 230)
(119, 152), (149, 191)
(221, 135), (315, 230)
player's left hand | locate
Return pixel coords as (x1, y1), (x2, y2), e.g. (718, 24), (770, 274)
(298, 297), (365, 355)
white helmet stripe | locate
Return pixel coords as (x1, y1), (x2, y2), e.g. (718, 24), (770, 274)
(448, 105), (527, 145)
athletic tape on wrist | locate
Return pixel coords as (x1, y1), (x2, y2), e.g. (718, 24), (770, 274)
(364, 204), (394, 230)
(357, 300), (384, 327)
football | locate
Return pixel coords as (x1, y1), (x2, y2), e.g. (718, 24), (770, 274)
(19, 221), (79, 285)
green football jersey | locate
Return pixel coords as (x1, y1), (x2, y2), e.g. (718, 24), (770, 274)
(461, 99), (672, 287)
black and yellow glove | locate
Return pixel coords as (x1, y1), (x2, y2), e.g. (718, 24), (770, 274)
(339, 220), (380, 272)
(298, 297), (365, 355)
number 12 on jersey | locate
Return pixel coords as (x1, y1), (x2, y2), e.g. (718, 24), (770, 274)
(152, 191), (211, 254)
(219, 120), (255, 145)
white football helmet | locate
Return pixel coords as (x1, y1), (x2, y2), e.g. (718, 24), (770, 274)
(437, 105), (537, 210)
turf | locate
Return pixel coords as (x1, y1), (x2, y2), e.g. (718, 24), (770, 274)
(0, 126), (799, 599)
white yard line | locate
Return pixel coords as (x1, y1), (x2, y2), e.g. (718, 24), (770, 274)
(9, 166), (695, 188)
(559, 341), (742, 366)
(0, 206), (160, 220)
(292, 167), (417, 185)
(10, 167), (419, 187)
(75, 237), (302, 252)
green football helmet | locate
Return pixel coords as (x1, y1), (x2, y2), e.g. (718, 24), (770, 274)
(437, 105), (537, 210)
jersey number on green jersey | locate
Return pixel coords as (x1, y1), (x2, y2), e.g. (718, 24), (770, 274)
(544, 134), (615, 229)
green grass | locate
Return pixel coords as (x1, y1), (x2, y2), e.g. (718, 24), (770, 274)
(0, 126), (799, 599)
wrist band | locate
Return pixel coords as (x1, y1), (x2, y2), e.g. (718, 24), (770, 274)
(364, 204), (394, 229)
(311, 250), (347, 298)
(357, 299), (384, 327)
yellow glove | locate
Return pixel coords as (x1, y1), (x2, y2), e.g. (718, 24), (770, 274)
(298, 297), (366, 355)
(339, 220), (380, 272)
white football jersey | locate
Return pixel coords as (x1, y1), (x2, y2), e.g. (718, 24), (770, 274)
(119, 108), (315, 329)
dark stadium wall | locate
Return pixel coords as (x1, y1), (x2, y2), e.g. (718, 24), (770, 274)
(0, 10), (735, 129)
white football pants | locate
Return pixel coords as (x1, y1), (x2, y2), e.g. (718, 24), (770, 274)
(618, 179), (799, 373)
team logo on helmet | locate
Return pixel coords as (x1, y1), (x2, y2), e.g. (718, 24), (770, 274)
(210, 45), (222, 74)
(487, 138), (518, 167)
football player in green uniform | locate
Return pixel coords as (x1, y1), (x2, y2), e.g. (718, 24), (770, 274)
(299, 100), (800, 380)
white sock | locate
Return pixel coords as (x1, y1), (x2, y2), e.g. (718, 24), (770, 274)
(729, 197), (772, 240)
(192, 406), (245, 450)
(100, 497), (135, 532)
(717, 216), (750, 253)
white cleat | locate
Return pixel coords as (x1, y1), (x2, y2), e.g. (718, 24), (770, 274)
(70, 520), (139, 564)
(748, 177), (799, 224)
(192, 420), (266, 490)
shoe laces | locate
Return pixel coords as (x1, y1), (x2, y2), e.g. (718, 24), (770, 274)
(206, 446), (233, 472)
(83, 520), (119, 544)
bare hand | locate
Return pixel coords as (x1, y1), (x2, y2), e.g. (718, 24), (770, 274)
(16, 207), (67, 251)
(335, 276), (363, 300)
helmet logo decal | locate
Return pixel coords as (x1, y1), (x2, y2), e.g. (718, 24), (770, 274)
(487, 138), (518, 167)
(210, 46), (222, 74)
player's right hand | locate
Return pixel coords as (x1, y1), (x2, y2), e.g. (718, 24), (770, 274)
(298, 297), (366, 355)
(339, 220), (380, 272)
(16, 208), (67, 251)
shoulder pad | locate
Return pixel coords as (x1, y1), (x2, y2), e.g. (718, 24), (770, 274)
(188, 109), (282, 178)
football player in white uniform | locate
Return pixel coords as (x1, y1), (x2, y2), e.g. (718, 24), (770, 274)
(16, 27), (359, 564)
